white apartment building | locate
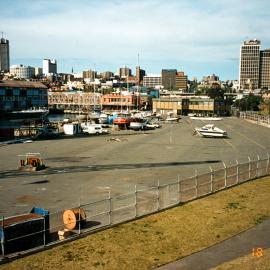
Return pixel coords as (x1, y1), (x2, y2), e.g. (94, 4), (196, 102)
(43, 59), (57, 75)
(10, 64), (35, 79)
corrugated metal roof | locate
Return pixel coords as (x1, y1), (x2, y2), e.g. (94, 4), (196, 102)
(0, 80), (47, 89)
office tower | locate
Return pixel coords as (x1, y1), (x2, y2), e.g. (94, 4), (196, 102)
(43, 59), (57, 75)
(143, 74), (162, 88)
(100, 71), (114, 80)
(83, 69), (97, 80)
(239, 39), (261, 90)
(259, 50), (270, 89)
(119, 66), (132, 78)
(161, 69), (177, 90)
(0, 36), (10, 72)
(136, 66), (146, 84)
(175, 71), (188, 90)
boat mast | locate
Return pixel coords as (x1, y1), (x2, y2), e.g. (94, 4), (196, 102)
(93, 64), (96, 112)
(137, 53), (139, 111)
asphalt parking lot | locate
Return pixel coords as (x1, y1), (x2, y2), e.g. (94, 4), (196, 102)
(0, 116), (270, 216)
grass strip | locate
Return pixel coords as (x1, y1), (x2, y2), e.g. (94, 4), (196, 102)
(1, 176), (270, 270)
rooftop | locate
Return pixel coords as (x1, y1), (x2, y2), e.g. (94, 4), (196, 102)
(0, 80), (47, 89)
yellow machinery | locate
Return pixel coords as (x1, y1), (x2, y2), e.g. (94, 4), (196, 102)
(18, 153), (46, 171)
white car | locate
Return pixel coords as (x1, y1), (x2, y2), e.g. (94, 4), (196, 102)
(145, 123), (162, 129)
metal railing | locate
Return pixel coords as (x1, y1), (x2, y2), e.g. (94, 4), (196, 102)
(240, 111), (270, 128)
(0, 153), (270, 261)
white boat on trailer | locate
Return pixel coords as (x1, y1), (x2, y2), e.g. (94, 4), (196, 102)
(194, 124), (227, 138)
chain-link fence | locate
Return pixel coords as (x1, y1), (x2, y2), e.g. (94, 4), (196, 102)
(0, 153), (270, 261)
(240, 111), (270, 128)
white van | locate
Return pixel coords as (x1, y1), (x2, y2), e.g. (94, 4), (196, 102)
(81, 124), (109, 135)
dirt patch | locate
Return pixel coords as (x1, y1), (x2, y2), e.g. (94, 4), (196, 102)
(15, 195), (40, 204)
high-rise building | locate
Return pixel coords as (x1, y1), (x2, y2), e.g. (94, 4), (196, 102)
(100, 71), (114, 80)
(35, 67), (43, 77)
(83, 69), (97, 80)
(119, 66), (132, 78)
(0, 37), (10, 72)
(161, 69), (177, 90)
(143, 74), (162, 88)
(136, 66), (146, 84)
(259, 50), (270, 89)
(239, 39), (261, 90)
(175, 71), (188, 90)
(10, 65), (35, 79)
(43, 59), (57, 75)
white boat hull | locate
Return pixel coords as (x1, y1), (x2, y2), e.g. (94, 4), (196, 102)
(190, 117), (222, 121)
(194, 124), (227, 138)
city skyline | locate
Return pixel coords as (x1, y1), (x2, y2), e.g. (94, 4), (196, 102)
(1, 0), (270, 80)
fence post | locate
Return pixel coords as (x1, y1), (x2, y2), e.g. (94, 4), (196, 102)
(209, 167), (213, 193)
(223, 162), (227, 188)
(157, 180), (160, 210)
(1, 216), (4, 258)
(256, 155), (260, 178)
(43, 214), (46, 246)
(108, 190), (112, 225)
(267, 153), (270, 174)
(236, 160), (239, 184)
(78, 198), (81, 235)
(134, 185), (137, 217)
(248, 156), (251, 180)
(177, 175), (181, 203)
(195, 170), (198, 198)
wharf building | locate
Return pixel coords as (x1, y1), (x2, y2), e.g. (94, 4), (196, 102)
(0, 37), (10, 72)
(239, 39), (270, 90)
(0, 80), (48, 111)
(10, 65), (35, 79)
(152, 97), (230, 117)
(0, 80), (48, 140)
(101, 92), (141, 111)
(43, 59), (57, 75)
(48, 91), (101, 112)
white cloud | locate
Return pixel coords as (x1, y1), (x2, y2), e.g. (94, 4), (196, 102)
(1, 0), (270, 79)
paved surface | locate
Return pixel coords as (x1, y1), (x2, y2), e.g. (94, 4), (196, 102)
(0, 116), (270, 216)
(156, 219), (270, 270)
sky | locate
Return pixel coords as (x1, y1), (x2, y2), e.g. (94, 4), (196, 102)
(1, 0), (270, 80)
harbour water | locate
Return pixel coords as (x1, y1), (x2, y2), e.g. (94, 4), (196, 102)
(48, 113), (79, 122)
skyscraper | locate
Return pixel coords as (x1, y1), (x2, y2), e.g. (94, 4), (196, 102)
(239, 39), (261, 90)
(259, 50), (270, 89)
(43, 59), (57, 75)
(0, 36), (10, 72)
(119, 66), (131, 78)
(161, 69), (177, 90)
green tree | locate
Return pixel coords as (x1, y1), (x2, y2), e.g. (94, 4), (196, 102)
(234, 94), (262, 111)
